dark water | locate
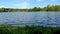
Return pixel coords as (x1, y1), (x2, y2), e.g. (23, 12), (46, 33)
(0, 12), (60, 27)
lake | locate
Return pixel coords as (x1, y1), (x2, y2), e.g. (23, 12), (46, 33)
(0, 12), (60, 27)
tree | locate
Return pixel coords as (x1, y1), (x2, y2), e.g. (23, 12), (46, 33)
(46, 5), (50, 11)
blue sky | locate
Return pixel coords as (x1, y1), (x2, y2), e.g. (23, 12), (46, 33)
(0, 0), (60, 8)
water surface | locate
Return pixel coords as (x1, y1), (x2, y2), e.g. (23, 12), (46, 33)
(0, 12), (60, 27)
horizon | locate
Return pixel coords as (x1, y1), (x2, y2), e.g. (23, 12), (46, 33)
(0, 0), (60, 8)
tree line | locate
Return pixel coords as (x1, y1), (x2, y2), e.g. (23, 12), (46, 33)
(0, 5), (60, 12)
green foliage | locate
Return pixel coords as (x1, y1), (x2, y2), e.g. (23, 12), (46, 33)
(0, 5), (60, 12)
(0, 25), (60, 34)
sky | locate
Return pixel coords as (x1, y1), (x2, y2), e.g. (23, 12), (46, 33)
(0, 0), (60, 8)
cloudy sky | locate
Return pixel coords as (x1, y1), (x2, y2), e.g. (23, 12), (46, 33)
(0, 0), (60, 8)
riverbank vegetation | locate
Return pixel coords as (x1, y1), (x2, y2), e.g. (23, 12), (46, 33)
(0, 25), (60, 34)
(0, 5), (60, 12)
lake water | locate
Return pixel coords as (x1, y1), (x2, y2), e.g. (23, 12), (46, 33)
(0, 12), (60, 27)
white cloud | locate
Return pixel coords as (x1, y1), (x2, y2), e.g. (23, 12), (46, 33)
(13, 1), (29, 8)
(0, 0), (30, 8)
(20, 1), (29, 8)
(38, 0), (42, 2)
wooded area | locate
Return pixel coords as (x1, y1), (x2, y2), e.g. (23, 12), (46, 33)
(0, 5), (60, 12)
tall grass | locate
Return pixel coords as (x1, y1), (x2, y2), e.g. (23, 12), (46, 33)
(0, 25), (60, 34)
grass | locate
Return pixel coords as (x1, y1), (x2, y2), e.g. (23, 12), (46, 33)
(0, 25), (60, 34)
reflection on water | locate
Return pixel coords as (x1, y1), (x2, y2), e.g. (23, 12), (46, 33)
(0, 12), (60, 27)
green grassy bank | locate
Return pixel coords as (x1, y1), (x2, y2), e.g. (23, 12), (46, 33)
(0, 25), (60, 34)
